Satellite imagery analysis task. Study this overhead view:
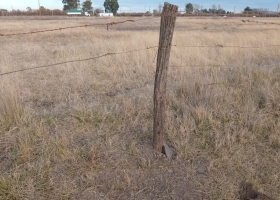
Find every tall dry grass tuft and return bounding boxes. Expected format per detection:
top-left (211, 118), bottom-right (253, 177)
top-left (0, 81), bottom-right (31, 131)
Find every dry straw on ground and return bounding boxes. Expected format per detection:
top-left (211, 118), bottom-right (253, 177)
top-left (0, 16), bottom-right (280, 199)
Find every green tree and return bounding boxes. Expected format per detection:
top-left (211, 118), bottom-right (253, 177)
top-left (62, 0), bottom-right (80, 10)
top-left (94, 8), bottom-right (103, 15)
top-left (26, 7), bottom-right (32, 12)
top-left (202, 8), bottom-right (208, 13)
top-left (103, 0), bottom-right (119, 15)
top-left (82, 0), bottom-right (93, 12)
top-left (185, 3), bottom-right (193, 14)
top-left (244, 6), bottom-right (252, 11)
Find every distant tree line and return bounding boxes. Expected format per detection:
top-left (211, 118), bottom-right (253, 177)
top-left (182, 3), bottom-right (279, 17)
top-left (185, 3), bottom-right (228, 14)
top-left (242, 6), bottom-right (277, 16)
top-left (1, 2), bottom-right (279, 17)
top-left (0, 7), bottom-right (66, 16)
top-left (62, 0), bottom-right (119, 15)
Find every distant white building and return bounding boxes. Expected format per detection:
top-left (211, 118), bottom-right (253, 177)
top-left (67, 10), bottom-right (82, 16)
top-left (178, 10), bottom-right (186, 14)
top-left (98, 12), bottom-right (114, 17)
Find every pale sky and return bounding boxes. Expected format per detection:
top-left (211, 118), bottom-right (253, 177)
top-left (1, 0), bottom-right (279, 13)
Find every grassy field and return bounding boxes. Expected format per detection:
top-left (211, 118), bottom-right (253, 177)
top-left (0, 16), bottom-right (280, 199)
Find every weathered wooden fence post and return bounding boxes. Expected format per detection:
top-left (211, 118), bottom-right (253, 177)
top-left (153, 2), bottom-right (178, 153)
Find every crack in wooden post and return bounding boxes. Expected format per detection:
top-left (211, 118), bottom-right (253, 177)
top-left (153, 2), bottom-right (178, 153)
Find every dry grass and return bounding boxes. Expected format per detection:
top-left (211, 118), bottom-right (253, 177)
top-left (0, 16), bottom-right (280, 199)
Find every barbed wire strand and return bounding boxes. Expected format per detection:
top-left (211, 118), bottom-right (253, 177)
top-left (172, 44), bottom-right (280, 48)
top-left (0, 46), bottom-right (159, 76)
top-left (241, 20), bottom-right (280, 26)
top-left (1, 49), bottom-right (280, 77)
top-left (0, 15), bottom-right (184, 37)
top-left (1, 43), bottom-right (280, 76)
top-left (2, 17), bottom-right (280, 37)
top-left (169, 62), bottom-right (280, 69)
top-left (0, 17), bottom-right (157, 37)
top-left (142, 44), bottom-right (280, 49)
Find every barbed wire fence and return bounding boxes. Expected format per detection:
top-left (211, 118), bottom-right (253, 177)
top-left (1, 43), bottom-right (280, 76)
top-left (241, 19), bottom-right (280, 25)
top-left (0, 18), bottom-right (151, 36)
top-left (1, 10), bottom-right (280, 85)
top-left (2, 15), bottom-right (280, 37)
top-left (1, 2), bottom-right (280, 155)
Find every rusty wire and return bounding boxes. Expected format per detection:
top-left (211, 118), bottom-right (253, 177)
top-left (0, 46), bottom-right (159, 76)
top-left (169, 62), bottom-right (280, 68)
top-left (172, 44), bottom-right (280, 48)
top-left (2, 16), bottom-right (279, 37)
top-left (106, 19), bottom-right (135, 30)
top-left (0, 43), bottom-right (279, 76)
top-left (241, 20), bottom-right (280, 25)
top-left (0, 18), bottom-right (156, 37)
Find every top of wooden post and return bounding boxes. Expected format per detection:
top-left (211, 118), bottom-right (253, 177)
top-left (162, 2), bottom-right (178, 16)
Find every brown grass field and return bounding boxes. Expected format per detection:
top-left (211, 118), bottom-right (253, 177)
top-left (0, 16), bottom-right (280, 199)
